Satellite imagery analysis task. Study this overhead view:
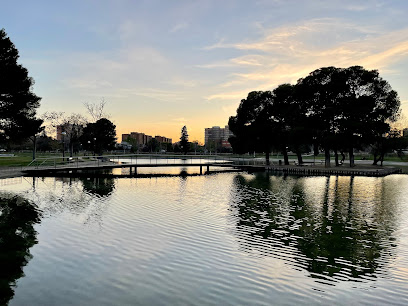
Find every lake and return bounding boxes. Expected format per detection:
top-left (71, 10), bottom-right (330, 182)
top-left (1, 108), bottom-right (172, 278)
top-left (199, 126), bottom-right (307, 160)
top-left (1, 170), bottom-right (408, 305)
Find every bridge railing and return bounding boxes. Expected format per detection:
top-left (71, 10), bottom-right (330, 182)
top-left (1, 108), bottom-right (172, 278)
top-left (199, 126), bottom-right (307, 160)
top-left (24, 155), bottom-right (110, 170)
top-left (110, 154), bottom-right (236, 166)
top-left (24, 154), bottom-right (268, 170)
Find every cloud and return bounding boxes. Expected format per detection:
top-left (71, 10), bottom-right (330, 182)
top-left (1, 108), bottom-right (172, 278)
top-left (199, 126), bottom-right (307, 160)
top-left (199, 18), bottom-right (408, 104)
top-left (206, 90), bottom-right (251, 101)
top-left (170, 22), bottom-right (188, 33)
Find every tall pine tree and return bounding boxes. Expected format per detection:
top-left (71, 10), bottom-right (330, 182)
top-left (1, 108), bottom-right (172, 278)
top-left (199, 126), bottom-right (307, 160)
top-left (180, 125), bottom-right (189, 154)
top-left (0, 28), bottom-right (42, 144)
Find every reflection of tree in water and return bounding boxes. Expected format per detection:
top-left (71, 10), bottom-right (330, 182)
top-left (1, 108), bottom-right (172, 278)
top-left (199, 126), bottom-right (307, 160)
top-left (30, 177), bottom-right (113, 226)
top-left (231, 173), bottom-right (395, 283)
top-left (80, 177), bottom-right (115, 197)
top-left (0, 196), bottom-right (41, 304)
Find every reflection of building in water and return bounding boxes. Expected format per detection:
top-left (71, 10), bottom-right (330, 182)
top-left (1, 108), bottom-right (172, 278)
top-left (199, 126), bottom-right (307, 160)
top-left (230, 173), bottom-right (396, 284)
top-left (0, 196), bottom-right (41, 304)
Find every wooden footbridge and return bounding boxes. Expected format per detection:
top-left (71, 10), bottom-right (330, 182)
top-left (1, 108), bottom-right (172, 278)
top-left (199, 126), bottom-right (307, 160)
top-left (22, 154), bottom-right (250, 176)
top-left (21, 154), bottom-right (402, 177)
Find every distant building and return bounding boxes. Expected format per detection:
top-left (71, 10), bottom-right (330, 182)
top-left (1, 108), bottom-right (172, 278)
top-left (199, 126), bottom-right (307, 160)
top-left (204, 125), bottom-right (233, 148)
top-left (56, 124), bottom-right (73, 141)
top-left (154, 135), bottom-right (172, 144)
top-left (121, 131), bottom-right (172, 147)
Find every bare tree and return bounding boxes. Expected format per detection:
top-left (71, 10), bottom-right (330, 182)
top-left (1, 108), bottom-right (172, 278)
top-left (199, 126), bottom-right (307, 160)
top-left (83, 98), bottom-right (109, 122)
top-left (42, 112), bottom-right (88, 157)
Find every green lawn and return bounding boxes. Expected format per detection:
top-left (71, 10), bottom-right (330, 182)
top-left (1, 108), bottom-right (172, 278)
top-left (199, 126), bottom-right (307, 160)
top-left (0, 152), bottom-right (62, 167)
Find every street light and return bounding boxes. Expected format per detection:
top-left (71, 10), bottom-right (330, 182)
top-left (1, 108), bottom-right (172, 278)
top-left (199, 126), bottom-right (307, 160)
top-left (93, 137), bottom-right (96, 156)
top-left (312, 136), bottom-right (317, 165)
top-left (61, 131), bottom-right (67, 161)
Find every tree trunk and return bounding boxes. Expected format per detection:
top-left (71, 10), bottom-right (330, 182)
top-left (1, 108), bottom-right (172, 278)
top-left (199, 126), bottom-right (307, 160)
top-left (295, 149), bottom-right (303, 164)
top-left (70, 142), bottom-right (74, 157)
top-left (349, 147), bottom-right (355, 167)
top-left (282, 147), bottom-right (289, 165)
top-left (324, 147), bottom-right (330, 168)
top-left (265, 151), bottom-right (270, 165)
top-left (32, 135), bottom-right (37, 161)
top-left (340, 151), bottom-right (345, 164)
top-left (380, 152), bottom-right (385, 166)
top-left (373, 155), bottom-right (378, 165)
top-left (334, 149), bottom-right (339, 166)
top-left (313, 143), bottom-right (319, 156)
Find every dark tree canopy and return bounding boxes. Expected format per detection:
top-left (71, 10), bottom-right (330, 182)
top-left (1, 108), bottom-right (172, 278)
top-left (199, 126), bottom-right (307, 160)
top-left (0, 29), bottom-right (42, 142)
top-left (180, 125), bottom-right (189, 154)
top-left (295, 66), bottom-right (400, 166)
top-left (229, 91), bottom-right (274, 164)
top-left (81, 118), bottom-right (116, 154)
top-left (229, 66), bottom-right (401, 167)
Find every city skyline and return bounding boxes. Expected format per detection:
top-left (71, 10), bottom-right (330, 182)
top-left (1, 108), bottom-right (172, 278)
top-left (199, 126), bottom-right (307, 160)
top-left (2, 0), bottom-right (408, 142)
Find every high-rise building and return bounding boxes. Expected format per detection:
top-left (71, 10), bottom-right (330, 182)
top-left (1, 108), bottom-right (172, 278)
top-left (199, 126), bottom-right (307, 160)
top-left (204, 125), bottom-right (233, 148)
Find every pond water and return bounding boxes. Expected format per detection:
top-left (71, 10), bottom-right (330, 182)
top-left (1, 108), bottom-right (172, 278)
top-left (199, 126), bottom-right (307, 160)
top-left (1, 171), bottom-right (408, 305)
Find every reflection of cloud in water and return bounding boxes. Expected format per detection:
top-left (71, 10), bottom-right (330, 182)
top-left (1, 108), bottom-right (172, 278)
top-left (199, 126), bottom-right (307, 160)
top-left (0, 195), bottom-right (41, 304)
top-left (230, 173), bottom-right (398, 285)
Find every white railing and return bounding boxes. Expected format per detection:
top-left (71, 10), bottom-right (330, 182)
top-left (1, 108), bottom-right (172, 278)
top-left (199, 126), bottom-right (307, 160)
top-left (23, 154), bottom-right (268, 171)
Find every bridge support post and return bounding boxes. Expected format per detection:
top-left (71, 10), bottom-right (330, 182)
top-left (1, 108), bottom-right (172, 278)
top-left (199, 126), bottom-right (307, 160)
top-left (200, 166), bottom-right (202, 174)
top-left (207, 165), bottom-right (209, 173)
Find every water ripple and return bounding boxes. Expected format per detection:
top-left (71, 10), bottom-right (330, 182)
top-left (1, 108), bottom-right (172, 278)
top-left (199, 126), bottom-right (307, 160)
top-left (0, 173), bottom-right (407, 305)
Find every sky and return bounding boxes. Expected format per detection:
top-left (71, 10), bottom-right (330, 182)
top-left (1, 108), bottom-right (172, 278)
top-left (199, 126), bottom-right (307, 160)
top-left (1, 0), bottom-right (408, 143)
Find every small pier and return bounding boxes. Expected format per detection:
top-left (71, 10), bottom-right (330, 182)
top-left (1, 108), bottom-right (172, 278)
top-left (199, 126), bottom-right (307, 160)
top-left (238, 164), bottom-right (402, 177)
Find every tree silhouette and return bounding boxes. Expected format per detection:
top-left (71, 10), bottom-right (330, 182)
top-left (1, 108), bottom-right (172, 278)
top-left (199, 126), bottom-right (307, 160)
top-left (180, 126), bottom-right (189, 154)
top-left (229, 91), bottom-right (275, 164)
top-left (0, 196), bottom-right (42, 304)
top-left (229, 66), bottom-right (400, 167)
top-left (81, 118), bottom-right (116, 154)
top-left (295, 66), bottom-right (400, 167)
top-left (0, 28), bottom-right (42, 145)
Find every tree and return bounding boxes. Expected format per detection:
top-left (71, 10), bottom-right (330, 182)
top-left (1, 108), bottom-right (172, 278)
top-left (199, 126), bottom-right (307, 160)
top-left (229, 89), bottom-right (299, 165)
top-left (83, 98), bottom-right (109, 122)
top-left (229, 91), bottom-right (273, 164)
top-left (295, 66), bottom-right (400, 167)
top-left (81, 118), bottom-right (116, 154)
top-left (295, 67), bottom-right (343, 167)
top-left (35, 132), bottom-right (60, 152)
top-left (144, 138), bottom-right (160, 152)
top-left (43, 112), bottom-right (87, 157)
top-left (371, 129), bottom-right (408, 166)
top-left (125, 136), bottom-right (139, 153)
top-left (0, 29), bottom-right (43, 150)
top-left (180, 126), bottom-right (189, 154)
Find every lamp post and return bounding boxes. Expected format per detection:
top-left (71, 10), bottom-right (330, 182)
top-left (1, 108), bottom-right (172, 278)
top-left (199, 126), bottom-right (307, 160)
top-left (313, 136), bottom-right (317, 165)
top-left (61, 131), bottom-right (67, 161)
top-left (93, 137), bottom-right (96, 156)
